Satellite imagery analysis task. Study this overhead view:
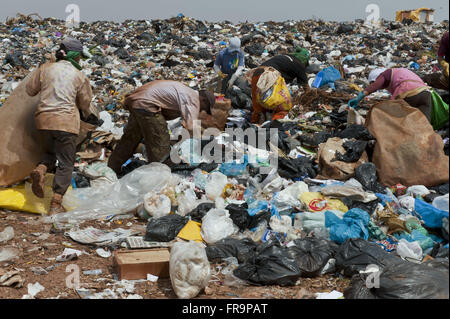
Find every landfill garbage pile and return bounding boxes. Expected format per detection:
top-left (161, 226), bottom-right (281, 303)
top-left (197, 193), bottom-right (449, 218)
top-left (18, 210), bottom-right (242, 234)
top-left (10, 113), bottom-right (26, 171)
top-left (0, 14), bottom-right (449, 300)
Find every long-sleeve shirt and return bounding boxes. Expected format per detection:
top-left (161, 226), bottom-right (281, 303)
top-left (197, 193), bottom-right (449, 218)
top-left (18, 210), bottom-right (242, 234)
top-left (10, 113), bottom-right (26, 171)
top-left (123, 80), bottom-right (200, 132)
top-left (214, 48), bottom-right (245, 75)
top-left (365, 69), bottom-right (392, 94)
top-left (26, 60), bottom-right (93, 135)
top-left (261, 54), bottom-right (308, 84)
top-left (438, 32), bottom-right (449, 63)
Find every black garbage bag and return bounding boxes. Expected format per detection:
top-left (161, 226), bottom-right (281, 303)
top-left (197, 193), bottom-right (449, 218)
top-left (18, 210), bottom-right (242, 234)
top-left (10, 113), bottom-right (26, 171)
top-left (206, 237), bottom-right (257, 264)
top-left (114, 47), bottom-right (129, 59)
top-left (248, 210), bottom-right (272, 230)
top-left (186, 203), bottom-right (215, 223)
top-left (5, 52), bottom-right (29, 69)
top-left (341, 198), bottom-right (381, 216)
top-left (335, 238), bottom-right (402, 277)
top-left (226, 203), bottom-right (250, 231)
top-left (299, 131), bottom-right (332, 148)
top-left (288, 238), bottom-right (339, 277)
top-left (423, 258), bottom-right (449, 273)
top-left (354, 163), bottom-right (385, 193)
top-left (337, 124), bottom-right (373, 141)
top-left (336, 24), bottom-right (354, 34)
top-left (344, 261), bottom-right (449, 299)
top-left (278, 157), bottom-right (317, 180)
top-left (334, 140), bottom-right (368, 163)
top-left (144, 214), bottom-right (188, 242)
top-left (171, 162), bottom-right (218, 176)
top-left (233, 241), bottom-right (302, 286)
top-left (244, 43), bottom-right (265, 56)
top-left (119, 157), bottom-right (148, 177)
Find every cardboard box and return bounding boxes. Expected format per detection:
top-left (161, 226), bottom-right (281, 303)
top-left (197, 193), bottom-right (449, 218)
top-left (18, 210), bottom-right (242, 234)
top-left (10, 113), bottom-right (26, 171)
top-left (113, 248), bottom-right (170, 280)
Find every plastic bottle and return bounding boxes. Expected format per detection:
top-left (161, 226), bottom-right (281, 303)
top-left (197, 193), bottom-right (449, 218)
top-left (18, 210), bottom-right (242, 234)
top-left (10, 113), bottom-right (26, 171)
top-left (432, 194), bottom-right (449, 212)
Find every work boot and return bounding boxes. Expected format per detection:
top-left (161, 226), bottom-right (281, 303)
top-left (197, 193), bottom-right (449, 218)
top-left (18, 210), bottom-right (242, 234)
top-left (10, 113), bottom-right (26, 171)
top-left (48, 193), bottom-right (66, 216)
top-left (30, 164), bottom-right (47, 198)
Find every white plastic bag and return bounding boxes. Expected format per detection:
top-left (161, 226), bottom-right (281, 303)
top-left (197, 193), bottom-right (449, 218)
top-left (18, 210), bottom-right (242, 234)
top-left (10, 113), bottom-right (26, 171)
top-left (269, 215), bottom-right (293, 234)
top-left (46, 163), bottom-right (172, 223)
top-left (205, 172), bottom-right (228, 201)
top-left (432, 194), bottom-right (449, 212)
top-left (396, 239), bottom-right (423, 261)
top-left (406, 185), bottom-right (430, 198)
top-left (200, 209), bottom-right (238, 244)
top-left (177, 188), bottom-right (199, 216)
top-left (143, 192), bottom-right (171, 218)
top-left (170, 241), bottom-right (211, 299)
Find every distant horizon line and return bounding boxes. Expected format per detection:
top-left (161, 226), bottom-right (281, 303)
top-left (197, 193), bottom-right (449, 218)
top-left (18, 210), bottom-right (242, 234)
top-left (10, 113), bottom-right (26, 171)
top-left (2, 13), bottom-right (449, 25)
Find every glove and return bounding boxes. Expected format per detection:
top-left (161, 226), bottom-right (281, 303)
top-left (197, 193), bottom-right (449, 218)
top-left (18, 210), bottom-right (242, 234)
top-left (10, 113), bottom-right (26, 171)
top-left (218, 71), bottom-right (227, 79)
top-left (348, 91), bottom-right (365, 108)
top-left (228, 74), bottom-right (238, 89)
top-left (440, 60), bottom-right (449, 78)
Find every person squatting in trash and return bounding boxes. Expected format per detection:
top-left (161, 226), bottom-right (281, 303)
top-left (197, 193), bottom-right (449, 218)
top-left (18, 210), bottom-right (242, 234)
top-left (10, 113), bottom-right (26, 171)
top-left (214, 37), bottom-right (245, 94)
top-left (26, 37), bottom-right (93, 216)
top-left (107, 80), bottom-right (216, 174)
top-left (250, 67), bottom-right (293, 124)
top-left (348, 67), bottom-right (434, 121)
top-left (260, 47), bottom-right (310, 85)
top-left (422, 31), bottom-right (449, 91)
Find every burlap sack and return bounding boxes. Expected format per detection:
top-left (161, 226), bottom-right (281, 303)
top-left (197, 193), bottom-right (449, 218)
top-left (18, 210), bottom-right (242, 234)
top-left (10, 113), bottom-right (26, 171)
top-left (366, 99), bottom-right (449, 187)
top-left (317, 137), bottom-right (369, 180)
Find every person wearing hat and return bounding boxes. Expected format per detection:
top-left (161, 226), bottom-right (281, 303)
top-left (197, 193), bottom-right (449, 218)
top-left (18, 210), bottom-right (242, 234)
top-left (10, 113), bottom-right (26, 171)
top-left (107, 80), bottom-right (215, 175)
top-left (348, 67), bottom-right (433, 121)
top-left (214, 37), bottom-right (246, 94)
top-left (260, 47), bottom-right (310, 85)
top-left (26, 37), bottom-right (93, 216)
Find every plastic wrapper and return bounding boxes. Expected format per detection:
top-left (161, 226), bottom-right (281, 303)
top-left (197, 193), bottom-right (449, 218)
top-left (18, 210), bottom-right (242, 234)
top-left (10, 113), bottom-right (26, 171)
top-left (144, 214), bottom-right (188, 242)
top-left (143, 192), bottom-right (171, 219)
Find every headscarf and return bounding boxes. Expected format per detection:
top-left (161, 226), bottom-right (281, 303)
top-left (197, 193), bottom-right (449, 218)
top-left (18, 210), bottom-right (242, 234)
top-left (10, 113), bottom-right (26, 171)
top-left (368, 68), bottom-right (387, 83)
top-left (292, 47), bottom-right (310, 65)
top-left (56, 37), bottom-right (84, 70)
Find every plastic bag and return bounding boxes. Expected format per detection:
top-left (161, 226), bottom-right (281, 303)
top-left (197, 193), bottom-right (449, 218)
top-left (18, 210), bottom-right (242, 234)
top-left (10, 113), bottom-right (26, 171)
top-left (170, 241), bottom-right (211, 299)
top-left (257, 76), bottom-right (293, 112)
top-left (430, 89), bottom-right (449, 131)
top-left (176, 188), bottom-right (199, 216)
top-left (200, 209), bottom-right (238, 244)
top-left (344, 261), bottom-right (449, 299)
top-left (325, 209), bottom-right (370, 244)
top-left (354, 163), bottom-right (385, 193)
top-left (177, 221), bottom-right (203, 243)
top-left (414, 198), bottom-right (449, 229)
top-left (144, 214), bottom-right (188, 242)
top-left (186, 202), bottom-right (215, 223)
top-left (300, 192), bottom-right (349, 213)
top-left (143, 192), bottom-right (171, 219)
top-left (334, 140), bottom-right (368, 163)
top-left (396, 239), bottom-right (423, 261)
top-left (273, 182), bottom-right (309, 208)
top-left (233, 241), bottom-right (302, 286)
top-left (205, 172), bottom-right (228, 201)
top-left (432, 194), bottom-right (449, 212)
top-left (312, 66), bottom-right (342, 89)
top-left (335, 238), bottom-right (402, 277)
top-left (46, 163), bottom-right (172, 223)
top-left (205, 237), bottom-right (257, 264)
top-left (288, 238), bottom-right (339, 277)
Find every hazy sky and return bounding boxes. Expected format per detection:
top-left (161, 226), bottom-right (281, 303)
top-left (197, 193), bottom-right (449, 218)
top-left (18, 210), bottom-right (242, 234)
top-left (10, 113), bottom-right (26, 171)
top-left (1, 0), bottom-right (448, 23)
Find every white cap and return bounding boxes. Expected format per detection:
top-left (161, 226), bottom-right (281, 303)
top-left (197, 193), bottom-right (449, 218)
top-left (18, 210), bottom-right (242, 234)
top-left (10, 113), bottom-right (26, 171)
top-left (368, 68), bottom-right (387, 83)
top-left (228, 37), bottom-right (241, 53)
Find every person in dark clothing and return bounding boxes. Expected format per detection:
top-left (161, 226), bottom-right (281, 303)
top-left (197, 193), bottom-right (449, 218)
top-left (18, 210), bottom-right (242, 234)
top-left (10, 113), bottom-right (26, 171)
top-left (261, 54), bottom-right (308, 85)
top-left (422, 32), bottom-right (449, 90)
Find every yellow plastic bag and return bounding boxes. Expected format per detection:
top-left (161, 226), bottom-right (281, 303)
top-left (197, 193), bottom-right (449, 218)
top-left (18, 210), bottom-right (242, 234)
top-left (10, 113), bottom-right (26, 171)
top-left (258, 76), bottom-right (293, 112)
top-left (299, 192), bottom-right (349, 213)
top-left (177, 220), bottom-right (203, 243)
top-left (0, 174), bottom-right (72, 215)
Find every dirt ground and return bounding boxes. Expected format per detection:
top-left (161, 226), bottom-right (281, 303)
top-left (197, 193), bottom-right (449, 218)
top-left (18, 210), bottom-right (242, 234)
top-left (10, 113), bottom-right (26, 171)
top-left (0, 210), bottom-right (350, 299)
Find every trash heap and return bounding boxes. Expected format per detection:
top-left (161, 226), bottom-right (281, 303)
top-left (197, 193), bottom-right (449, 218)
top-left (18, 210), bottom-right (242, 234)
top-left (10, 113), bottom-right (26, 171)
top-left (0, 14), bottom-right (449, 299)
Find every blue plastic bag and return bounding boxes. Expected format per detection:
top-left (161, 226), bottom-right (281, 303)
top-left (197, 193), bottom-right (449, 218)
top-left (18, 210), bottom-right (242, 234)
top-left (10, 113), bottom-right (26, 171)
top-left (325, 208), bottom-right (370, 244)
top-left (219, 155), bottom-right (249, 176)
top-left (414, 199), bottom-right (449, 229)
top-left (312, 67), bottom-right (341, 89)
top-left (395, 230), bottom-right (434, 251)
